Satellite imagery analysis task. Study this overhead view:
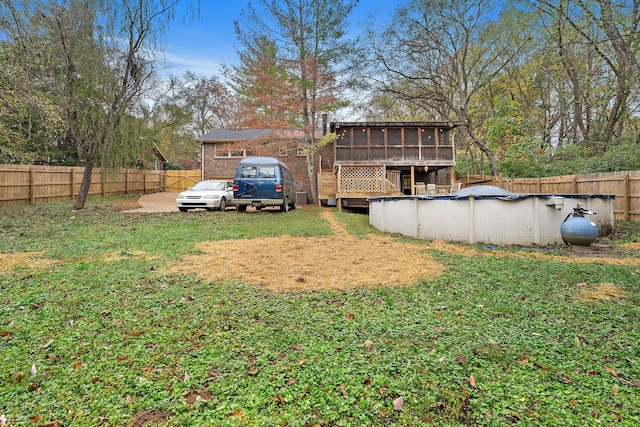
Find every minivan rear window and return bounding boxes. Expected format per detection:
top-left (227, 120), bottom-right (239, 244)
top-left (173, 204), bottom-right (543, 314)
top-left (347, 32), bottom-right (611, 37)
top-left (258, 166), bottom-right (276, 178)
top-left (240, 166), bottom-right (257, 178)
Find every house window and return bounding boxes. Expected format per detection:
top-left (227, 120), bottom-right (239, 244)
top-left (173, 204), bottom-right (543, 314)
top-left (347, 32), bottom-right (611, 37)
top-left (214, 145), bottom-right (246, 158)
top-left (279, 147), bottom-right (288, 157)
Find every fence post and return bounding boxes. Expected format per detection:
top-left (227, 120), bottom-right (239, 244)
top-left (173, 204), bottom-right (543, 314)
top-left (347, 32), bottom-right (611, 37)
top-left (70, 168), bottom-right (75, 201)
top-left (30, 167), bottom-right (36, 205)
top-left (624, 172), bottom-right (630, 221)
top-left (101, 168), bottom-right (106, 197)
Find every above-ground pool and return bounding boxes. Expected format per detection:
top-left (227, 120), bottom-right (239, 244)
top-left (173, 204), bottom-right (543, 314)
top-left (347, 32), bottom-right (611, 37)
top-left (368, 186), bottom-right (614, 246)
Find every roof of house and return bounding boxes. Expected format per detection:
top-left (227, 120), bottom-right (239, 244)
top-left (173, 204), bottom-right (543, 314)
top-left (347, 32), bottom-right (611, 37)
top-left (196, 128), bottom-right (306, 143)
top-left (330, 121), bottom-right (465, 129)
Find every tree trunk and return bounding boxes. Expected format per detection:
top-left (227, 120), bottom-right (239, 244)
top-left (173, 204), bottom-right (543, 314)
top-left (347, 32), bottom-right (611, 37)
top-left (466, 124), bottom-right (499, 177)
top-left (73, 159), bottom-right (94, 210)
top-left (306, 152), bottom-right (317, 204)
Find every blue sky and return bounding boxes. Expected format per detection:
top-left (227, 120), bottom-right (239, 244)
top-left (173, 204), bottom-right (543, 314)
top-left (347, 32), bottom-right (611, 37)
top-left (162, 0), bottom-right (401, 77)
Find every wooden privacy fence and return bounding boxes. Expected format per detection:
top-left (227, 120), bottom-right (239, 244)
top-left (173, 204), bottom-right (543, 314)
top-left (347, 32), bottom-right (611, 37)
top-left (0, 165), bottom-right (200, 207)
top-left (459, 170), bottom-right (640, 222)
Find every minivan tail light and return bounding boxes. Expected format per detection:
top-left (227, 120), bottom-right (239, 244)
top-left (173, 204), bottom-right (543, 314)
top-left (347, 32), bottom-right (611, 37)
top-left (233, 184), bottom-right (239, 191)
top-left (275, 184), bottom-right (283, 192)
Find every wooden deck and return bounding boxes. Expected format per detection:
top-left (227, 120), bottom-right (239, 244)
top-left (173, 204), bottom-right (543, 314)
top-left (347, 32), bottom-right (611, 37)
top-left (318, 165), bottom-right (403, 210)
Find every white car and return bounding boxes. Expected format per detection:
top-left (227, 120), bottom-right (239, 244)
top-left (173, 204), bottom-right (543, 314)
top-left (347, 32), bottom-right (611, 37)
top-left (176, 180), bottom-right (234, 212)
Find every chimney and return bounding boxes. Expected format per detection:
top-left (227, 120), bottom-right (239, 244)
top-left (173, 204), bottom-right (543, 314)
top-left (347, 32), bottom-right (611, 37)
top-left (322, 113), bottom-right (328, 135)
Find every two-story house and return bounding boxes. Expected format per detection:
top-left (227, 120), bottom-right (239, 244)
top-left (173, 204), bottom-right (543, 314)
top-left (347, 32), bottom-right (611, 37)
top-left (196, 121), bottom-right (463, 209)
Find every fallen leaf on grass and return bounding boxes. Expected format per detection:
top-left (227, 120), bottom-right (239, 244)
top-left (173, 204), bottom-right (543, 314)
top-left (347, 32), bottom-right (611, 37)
top-left (457, 355), bottom-right (467, 364)
top-left (30, 364), bottom-right (37, 375)
top-left (469, 375), bottom-right (477, 389)
top-left (508, 410), bottom-right (523, 420)
top-left (28, 415), bottom-right (43, 423)
top-left (393, 396), bottom-right (404, 411)
top-left (604, 365), bottom-right (640, 386)
top-left (340, 384), bottom-right (348, 396)
top-left (365, 340), bottom-right (374, 350)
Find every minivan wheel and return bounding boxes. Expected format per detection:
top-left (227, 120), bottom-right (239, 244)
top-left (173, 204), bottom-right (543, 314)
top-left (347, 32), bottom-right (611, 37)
top-left (282, 197), bottom-right (289, 212)
top-left (219, 197), bottom-right (227, 211)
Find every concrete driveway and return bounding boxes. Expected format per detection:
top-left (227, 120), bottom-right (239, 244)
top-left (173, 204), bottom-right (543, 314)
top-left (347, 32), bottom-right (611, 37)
top-left (124, 192), bottom-right (179, 213)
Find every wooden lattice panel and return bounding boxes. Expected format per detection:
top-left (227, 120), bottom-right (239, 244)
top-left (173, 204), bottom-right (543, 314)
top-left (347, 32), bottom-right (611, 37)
top-left (318, 172), bottom-right (337, 197)
top-left (339, 166), bottom-right (385, 193)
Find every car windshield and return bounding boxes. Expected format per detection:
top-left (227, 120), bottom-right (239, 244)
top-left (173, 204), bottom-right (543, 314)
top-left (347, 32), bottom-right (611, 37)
top-left (191, 181), bottom-right (225, 191)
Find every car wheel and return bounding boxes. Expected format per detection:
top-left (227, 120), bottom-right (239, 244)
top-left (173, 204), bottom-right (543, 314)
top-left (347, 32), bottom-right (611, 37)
top-left (219, 197), bottom-right (227, 211)
top-left (282, 197), bottom-right (289, 212)
top-left (291, 196), bottom-right (296, 210)
top-left (178, 207), bottom-right (188, 212)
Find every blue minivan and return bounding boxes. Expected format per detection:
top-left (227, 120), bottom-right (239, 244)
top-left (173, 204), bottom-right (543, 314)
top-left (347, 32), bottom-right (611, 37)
top-left (232, 157), bottom-right (296, 212)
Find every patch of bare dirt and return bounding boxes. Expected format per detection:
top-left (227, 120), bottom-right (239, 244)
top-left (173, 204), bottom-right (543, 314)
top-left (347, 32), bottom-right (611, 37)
top-left (103, 250), bottom-right (158, 262)
top-left (184, 389), bottom-right (213, 405)
top-left (130, 409), bottom-right (173, 427)
top-left (574, 283), bottom-right (627, 303)
top-left (621, 241), bottom-right (640, 250)
top-left (0, 252), bottom-right (56, 274)
top-left (163, 210), bottom-right (446, 292)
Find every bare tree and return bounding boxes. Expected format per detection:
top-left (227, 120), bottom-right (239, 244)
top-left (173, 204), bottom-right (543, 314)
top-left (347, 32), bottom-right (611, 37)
top-left (358, 0), bottom-right (530, 176)
top-left (534, 0), bottom-right (640, 147)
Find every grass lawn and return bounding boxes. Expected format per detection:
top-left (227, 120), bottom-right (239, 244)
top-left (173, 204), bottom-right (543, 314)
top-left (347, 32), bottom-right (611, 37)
top-left (1, 195), bottom-right (639, 426)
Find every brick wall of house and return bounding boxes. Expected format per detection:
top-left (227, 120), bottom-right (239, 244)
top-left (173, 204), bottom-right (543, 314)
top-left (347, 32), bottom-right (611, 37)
top-left (201, 143), bottom-right (336, 203)
top-left (202, 144), bottom-right (238, 180)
